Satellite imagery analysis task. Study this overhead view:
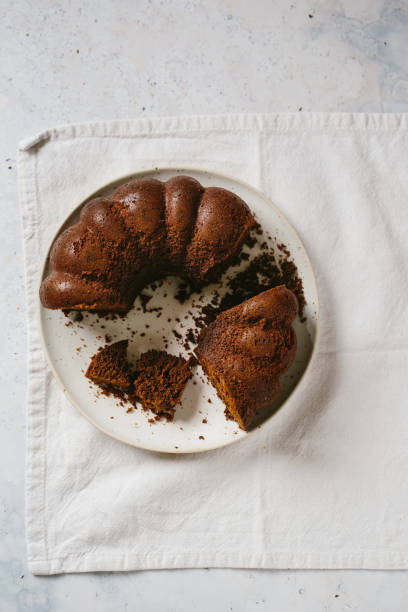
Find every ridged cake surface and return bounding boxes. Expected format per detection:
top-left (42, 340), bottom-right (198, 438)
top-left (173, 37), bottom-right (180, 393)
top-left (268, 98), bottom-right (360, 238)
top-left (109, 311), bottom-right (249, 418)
top-left (40, 176), bottom-right (255, 312)
top-left (196, 285), bottom-right (298, 430)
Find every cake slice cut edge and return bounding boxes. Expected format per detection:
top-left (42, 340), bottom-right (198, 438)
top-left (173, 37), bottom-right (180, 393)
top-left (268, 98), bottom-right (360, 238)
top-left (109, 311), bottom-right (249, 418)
top-left (197, 354), bottom-right (254, 431)
top-left (85, 340), bottom-right (131, 389)
top-left (133, 350), bottom-right (193, 420)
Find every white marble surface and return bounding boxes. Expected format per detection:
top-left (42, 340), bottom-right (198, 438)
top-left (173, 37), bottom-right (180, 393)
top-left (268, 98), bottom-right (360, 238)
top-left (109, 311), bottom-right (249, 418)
top-left (1, 0), bottom-right (408, 610)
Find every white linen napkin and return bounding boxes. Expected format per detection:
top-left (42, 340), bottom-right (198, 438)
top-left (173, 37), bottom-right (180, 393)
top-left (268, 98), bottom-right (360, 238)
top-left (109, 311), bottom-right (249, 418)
top-left (19, 113), bottom-right (408, 575)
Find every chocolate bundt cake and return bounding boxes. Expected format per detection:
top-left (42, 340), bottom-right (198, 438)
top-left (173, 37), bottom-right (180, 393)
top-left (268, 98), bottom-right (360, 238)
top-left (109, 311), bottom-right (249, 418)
top-left (40, 176), bottom-right (255, 312)
top-left (196, 285), bottom-right (298, 430)
top-left (86, 340), bottom-right (131, 389)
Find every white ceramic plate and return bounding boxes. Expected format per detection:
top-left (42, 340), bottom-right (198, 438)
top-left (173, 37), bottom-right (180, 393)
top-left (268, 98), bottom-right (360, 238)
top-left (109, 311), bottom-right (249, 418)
top-left (38, 167), bottom-right (319, 453)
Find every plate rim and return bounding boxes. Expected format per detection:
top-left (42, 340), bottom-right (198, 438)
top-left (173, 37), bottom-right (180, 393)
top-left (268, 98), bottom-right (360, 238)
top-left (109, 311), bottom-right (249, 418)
top-left (37, 166), bottom-right (320, 453)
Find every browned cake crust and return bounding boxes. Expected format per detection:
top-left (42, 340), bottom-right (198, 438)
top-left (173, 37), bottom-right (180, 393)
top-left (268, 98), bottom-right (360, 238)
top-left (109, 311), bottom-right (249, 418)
top-left (85, 340), bottom-right (131, 389)
top-left (133, 350), bottom-right (192, 420)
top-left (40, 176), bottom-right (255, 312)
top-left (195, 285), bottom-right (298, 430)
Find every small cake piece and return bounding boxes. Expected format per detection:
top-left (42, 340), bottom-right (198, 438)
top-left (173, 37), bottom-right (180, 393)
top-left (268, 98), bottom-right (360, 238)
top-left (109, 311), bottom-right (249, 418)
top-left (195, 285), bottom-right (298, 430)
top-left (133, 350), bottom-right (192, 420)
top-left (86, 340), bottom-right (131, 389)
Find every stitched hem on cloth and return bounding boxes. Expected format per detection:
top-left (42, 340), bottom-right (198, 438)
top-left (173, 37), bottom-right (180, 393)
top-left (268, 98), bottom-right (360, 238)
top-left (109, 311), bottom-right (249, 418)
top-left (29, 550), bottom-right (408, 575)
top-left (19, 112), bottom-right (408, 152)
